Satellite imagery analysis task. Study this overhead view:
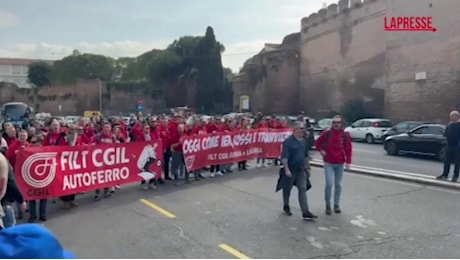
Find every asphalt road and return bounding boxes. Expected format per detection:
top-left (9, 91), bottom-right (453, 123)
top-left (311, 142), bottom-right (443, 177)
top-left (36, 166), bottom-right (459, 258)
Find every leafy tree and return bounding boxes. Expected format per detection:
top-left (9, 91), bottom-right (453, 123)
top-left (222, 68), bottom-right (234, 112)
top-left (147, 49), bottom-right (183, 85)
top-left (194, 26), bottom-right (225, 113)
top-left (121, 51), bottom-right (163, 81)
top-left (50, 53), bottom-right (116, 85)
top-left (28, 62), bottom-right (52, 87)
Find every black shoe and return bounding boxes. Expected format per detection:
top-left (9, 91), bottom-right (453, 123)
top-left (39, 216), bottom-right (47, 222)
top-left (165, 177), bottom-right (172, 181)
top-left (436, 175), bottom-right (448, 180)
top-left (325, 206), bottom-right (332, 215)
top-left (283, 205), bottom-right (292, 216)
top-left (334, 205), bottom-right (342, 214)
top-left (226, 169), bottom-right (233, 173)
top-left (452, 177), bottom-right (458, 183)
top-left (28, 217), bottom-right (37, 223)
top-left (158, 179), bottom-right (165, 185)
top-left (302, 211), bottom-right (318, 220)
top-left (93, 195), bottom-right (100, 201)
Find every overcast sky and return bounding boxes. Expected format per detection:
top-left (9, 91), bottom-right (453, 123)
top-left (0, 0), bottom-right (334, 72)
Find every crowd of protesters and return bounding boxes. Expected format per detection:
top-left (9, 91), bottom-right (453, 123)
top-left (0, 111), bottom-right (295, 226)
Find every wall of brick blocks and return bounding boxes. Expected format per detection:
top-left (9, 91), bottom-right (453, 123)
top-left (385, 0), bottom-right (460, 122)
top-left (299, 0), bottom-right (387, 118)
top-left (0, 80), bottom-right (165, 116)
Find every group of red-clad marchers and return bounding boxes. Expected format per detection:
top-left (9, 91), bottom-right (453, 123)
top-left (0, 112), bottom-right (290, 224)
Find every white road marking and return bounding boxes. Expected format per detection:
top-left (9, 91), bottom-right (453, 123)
top-left (318, 226), bottom-right (333, 232)
top-left (306, 236), bottom-right (324, 249)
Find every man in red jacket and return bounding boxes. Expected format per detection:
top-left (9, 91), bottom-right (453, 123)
top-left (6, 130), bottom-right (30, 168)
top-left (315, 115), bottom-right (352, 215)
top-left (90, 122), bottom-right (116, 200)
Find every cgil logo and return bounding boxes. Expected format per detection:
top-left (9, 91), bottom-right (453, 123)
top-left (384, 16), bottom-right (437, 32)
top-left (21, 152), bottom-right (58, 189)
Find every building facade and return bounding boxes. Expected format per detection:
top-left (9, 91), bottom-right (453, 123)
top-left (0, 58), bottom-right (53, 88)
top-left (233, 0), bottom-right (460, 122)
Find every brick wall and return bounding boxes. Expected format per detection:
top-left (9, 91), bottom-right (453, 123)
top-left (385, 0), bottom-right (460, 122)
top-left (300, 0), bottom-right (387, 118)
top-left (232, 33), bottom-right (301, 114)
top-left (0, 80), bottom-right (165, 116)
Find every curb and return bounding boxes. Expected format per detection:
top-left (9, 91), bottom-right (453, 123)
top-left (310, 161), bottom-right (460, 190)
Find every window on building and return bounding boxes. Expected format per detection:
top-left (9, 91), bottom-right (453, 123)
top-left (0, 65), bottom-right (10, 74)
top-left (12, 65), bottom-right (22, 75)
top-left (22, 66), bottom-right (28, 75)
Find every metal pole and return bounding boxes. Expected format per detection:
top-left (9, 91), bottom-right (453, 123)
top-left (98, 79), bottom-right (102, 112)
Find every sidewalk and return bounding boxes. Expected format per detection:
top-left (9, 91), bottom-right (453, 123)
top-left (41, 166), bottom-right (460, 258)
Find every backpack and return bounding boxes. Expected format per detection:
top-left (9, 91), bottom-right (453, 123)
top-left (321, 130), bottom-right (348, 150)
top-left (46, 132), bottom-right (66, 146)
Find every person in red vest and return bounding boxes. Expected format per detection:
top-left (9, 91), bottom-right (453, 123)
top-left (219, 117), bottom-right (234, 174)
top-left (116, 117), bottom-right (129, 140)
top-left (42, 119), bottom-right (72, 210)
top-left (256, 118), bottom-right (270, 168)
top-left (112, 124), bottom-right (127, 143)
top-left (59, 125), bottom-right (80, 208)
top-left (76, 125), bottom-right (90, 144)
top-left (27, 134), bottom-right (50, 222)
top-left (43, 119), bottom-right (68, 147)
top-left (2, 126), bottom-right (17, 147)
top-left (236, 117), bottom-right (251, 171)
top-left (269, 115), bottom-right (279, 129)
top-left (135, 121), bottom-right (159, 189)
top-left (170, 123), bottom-right (187, 186)
top-left (159, 119), bottom-right (172, 180)
top-left (188, 117), bottom-right (208, 180)
top-left (90, 122), bottom-right (116, 200)
top-left (315, 115), bottom-right (352, 215)
top-left (207, 117), bottom-right (222, 176)
top-left (83, 122), bottom-right (96, 141)
top-left (6, 130), bottom-right (30, 168)
top-left (276, 117), bottom-right (289, 129)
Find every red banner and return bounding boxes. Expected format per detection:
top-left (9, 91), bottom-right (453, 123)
top-left (15, 141), bottom-right (163, 200)
top-left (182, 129), bottom-right (291, 171)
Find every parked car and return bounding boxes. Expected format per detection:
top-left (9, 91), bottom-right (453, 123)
top-left (345, 118), bottom-right (393, 143)
top-left (382, 121), bottom-right (433, 141)
top-left (64, 116), bottom-right (80, 125)
top-left (383, 124), bottom-right (446, 161)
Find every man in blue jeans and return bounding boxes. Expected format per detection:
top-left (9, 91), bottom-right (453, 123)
top-left (315, 115), bottom-right (352, 215)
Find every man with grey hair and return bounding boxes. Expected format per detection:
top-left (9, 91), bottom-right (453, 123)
top-left (437, 110), bottom-right (460, 182)
top-left (281, 121), bottom-right (317, 220)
